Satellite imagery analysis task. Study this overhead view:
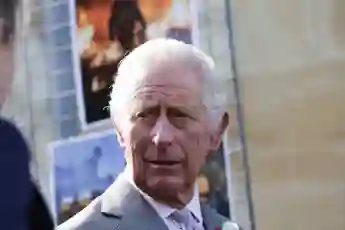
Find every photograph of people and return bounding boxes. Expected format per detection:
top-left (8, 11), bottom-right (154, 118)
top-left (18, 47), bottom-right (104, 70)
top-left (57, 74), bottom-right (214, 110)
top-left (75, 0), bottom-right (194, 127)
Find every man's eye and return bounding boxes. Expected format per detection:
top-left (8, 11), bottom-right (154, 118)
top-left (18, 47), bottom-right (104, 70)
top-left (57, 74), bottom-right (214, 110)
top-left (136, 112), bottom-right (147, 118)
top-left (171, 112), bottom-right (188, 118)
top-left (135, 111), bottom-right (158, 120)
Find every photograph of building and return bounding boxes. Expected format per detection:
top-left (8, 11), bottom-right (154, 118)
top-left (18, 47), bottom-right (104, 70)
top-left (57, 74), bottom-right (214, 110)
top-left (48, 130), bottom-right (124, 223)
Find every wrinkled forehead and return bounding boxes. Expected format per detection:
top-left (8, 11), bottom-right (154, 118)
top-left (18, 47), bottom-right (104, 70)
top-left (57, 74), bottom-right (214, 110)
top-left (113, 53), bottom-right (208, 115)
top-left (132, 85), bottom-right (203, 112)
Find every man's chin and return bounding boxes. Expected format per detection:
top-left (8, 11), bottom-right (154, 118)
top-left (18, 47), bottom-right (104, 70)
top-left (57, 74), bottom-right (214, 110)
top-left (151, 177), bottom-right (184, 190)
top-left (146, 178), bottom-right (185, 199)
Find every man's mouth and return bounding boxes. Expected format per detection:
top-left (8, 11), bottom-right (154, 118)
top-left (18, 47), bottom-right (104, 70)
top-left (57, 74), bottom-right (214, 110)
top-left (145, 160), bottom-right (181, 166)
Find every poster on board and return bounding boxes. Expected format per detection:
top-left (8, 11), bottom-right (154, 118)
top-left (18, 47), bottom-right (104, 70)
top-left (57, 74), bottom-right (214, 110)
top-left (48, 130), bottom-right (125, 224)
top-left (70, 0), bottom-right (199, 129)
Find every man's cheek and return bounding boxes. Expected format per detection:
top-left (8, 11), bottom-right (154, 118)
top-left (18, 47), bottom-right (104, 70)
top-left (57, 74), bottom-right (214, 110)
top-left (133, 155), bottom-right (143, 174)
top-left (132, 153), bottom-right (146, 186)
top-left (185, 133), bottom-right (209, 153)
top-left (130, 136), bottom-right (151, 178)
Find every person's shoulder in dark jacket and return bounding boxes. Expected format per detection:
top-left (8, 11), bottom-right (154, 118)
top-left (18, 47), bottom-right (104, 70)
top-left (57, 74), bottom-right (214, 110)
top-left (0, 117), bottom-right (31, 230)
top-left (28, 182), bottom-right (55, 230)
top-left (0, 117), bottom-right (54, 230)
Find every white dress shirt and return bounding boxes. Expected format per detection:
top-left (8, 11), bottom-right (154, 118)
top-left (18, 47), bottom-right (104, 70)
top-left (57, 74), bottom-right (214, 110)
top-left (123, 167), bottom-right (204, 230)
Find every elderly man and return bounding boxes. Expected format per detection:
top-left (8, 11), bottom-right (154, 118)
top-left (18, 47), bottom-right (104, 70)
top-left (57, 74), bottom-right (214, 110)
top-left (58, 38), bottom-right (239, 230)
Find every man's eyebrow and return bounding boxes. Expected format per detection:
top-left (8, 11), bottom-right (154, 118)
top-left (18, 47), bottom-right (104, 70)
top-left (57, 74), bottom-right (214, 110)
top-left (167, 106), bottom-right (201, 117)
top-left (132, 104), bottom-right (159, 113)
top-left (175, 103), bottom-right (201, 111)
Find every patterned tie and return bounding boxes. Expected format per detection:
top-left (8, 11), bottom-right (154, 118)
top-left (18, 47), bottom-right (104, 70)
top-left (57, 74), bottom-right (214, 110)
top-left (170, 209), bottom-right (204, 230)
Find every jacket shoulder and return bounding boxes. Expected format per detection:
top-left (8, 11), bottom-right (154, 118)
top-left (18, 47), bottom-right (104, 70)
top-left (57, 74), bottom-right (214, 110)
top-left (203, 204), bottom-right (241, 230)
top-left (216, 212), bottom-right (241, 230)
top-left (215, 213), bottom-right (241, 230)
top-left (57, 197), bottom-right (116, 230)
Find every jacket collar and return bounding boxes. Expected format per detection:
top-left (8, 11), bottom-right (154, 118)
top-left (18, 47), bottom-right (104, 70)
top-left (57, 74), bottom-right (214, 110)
top-left (100, 173), bottom-right (168, 230)
top-left (100, 172), bottom-right (227, 230)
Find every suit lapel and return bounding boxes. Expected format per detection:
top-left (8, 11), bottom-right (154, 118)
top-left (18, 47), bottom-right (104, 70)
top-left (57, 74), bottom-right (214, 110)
top-left (100, 174), bottom-right (168, 230)
top-left (100, 174), bottom-right (229, 230)
top-left (117, 201), bottom-right (168, 230)
top-left (201, 203), bottom-right (224, 230)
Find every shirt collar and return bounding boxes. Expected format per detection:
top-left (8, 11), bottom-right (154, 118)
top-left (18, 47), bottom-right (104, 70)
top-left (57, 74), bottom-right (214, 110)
top-left (123, 166), bottom-right (202, 222)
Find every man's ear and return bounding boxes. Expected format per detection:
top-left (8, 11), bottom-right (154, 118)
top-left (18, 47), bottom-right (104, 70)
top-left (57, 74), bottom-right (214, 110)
top-left (210, 112), bottom-right (229, 151)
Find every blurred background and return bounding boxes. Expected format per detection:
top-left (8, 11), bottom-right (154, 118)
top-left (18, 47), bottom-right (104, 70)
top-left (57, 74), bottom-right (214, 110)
top-left (1, 0), bottom-right (345, 230)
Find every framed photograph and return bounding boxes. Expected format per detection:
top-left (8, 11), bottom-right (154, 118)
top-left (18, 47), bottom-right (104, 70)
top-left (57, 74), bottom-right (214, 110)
top-left (69, 0), bottom-right (200, 129)
top-left (48, 130), bottom-right (125, 224)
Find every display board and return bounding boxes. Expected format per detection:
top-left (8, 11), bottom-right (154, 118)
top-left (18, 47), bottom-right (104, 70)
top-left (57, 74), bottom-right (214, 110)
top-left (70, 0), bottom-right (199, 129)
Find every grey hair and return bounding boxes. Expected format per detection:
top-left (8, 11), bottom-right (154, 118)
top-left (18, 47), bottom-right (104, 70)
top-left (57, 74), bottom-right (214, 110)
top-left (109, 38), bottom-right (228, 124)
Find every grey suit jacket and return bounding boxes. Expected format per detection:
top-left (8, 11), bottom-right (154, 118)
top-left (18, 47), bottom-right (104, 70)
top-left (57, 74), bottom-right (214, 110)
top-left (57, 174), bottom-right (239, 230)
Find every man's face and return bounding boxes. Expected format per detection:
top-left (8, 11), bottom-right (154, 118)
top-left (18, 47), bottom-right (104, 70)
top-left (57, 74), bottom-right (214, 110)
top-left (115, 60), bottom-right (227, 205)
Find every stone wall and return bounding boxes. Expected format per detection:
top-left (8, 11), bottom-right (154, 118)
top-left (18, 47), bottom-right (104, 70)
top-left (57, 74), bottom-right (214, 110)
top-left (231, 0), bottom-right (345, 229)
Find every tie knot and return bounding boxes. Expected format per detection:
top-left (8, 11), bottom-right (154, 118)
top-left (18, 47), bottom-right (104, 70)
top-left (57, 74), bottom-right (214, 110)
top-left (170, 208), bottom-right (190, 225)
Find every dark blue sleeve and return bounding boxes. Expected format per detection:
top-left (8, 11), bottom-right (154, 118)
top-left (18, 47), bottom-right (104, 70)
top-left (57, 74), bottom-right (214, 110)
top-left (0, 118), bottom-right (31, 230)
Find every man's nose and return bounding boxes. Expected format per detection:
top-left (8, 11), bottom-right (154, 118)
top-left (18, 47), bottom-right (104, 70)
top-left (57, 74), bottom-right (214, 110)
top-left (151, 116), bottom-right (174, 146)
